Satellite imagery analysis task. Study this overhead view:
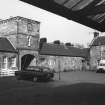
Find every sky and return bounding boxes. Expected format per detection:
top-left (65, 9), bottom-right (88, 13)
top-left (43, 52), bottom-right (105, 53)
top-left (0, 0), bottom-right (98, 47)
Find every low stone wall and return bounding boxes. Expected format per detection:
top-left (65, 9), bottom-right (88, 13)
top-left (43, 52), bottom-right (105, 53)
top-left (37, 55), bottom-right (86, 72)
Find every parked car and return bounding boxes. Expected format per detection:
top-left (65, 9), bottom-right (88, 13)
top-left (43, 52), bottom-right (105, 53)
top-left (15, 66), bottom-right (54, 81)
top-left (96, 60), bottom-right (105, 73)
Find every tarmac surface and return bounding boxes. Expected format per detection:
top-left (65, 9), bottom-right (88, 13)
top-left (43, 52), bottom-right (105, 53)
top-left (53, 71), bottom-right (105, 86)
top-left (0, 71), bottom-right (105, 105)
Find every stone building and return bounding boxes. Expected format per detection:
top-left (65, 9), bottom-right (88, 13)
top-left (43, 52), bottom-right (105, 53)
top-left (0, 37), bottom-right (17, 76)
top-left (90, 35), bottom-right (105, 70)
top-left (0, 16), bottom-right (40, 76)
top-left (0, 16), bottom-right (90, 76)
top-left (37, 42), bottom-right (89, 72)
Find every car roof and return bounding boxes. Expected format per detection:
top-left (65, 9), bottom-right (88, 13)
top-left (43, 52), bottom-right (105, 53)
top-left (28, 66), bottom-right (50, 69)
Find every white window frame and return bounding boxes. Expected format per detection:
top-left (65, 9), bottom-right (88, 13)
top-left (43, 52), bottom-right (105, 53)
top-left (10, 57), bottom-right (16, 68)
top-left (2, 56), bottom-right (8, 69)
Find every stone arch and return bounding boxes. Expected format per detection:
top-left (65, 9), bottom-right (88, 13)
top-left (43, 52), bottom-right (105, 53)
top-left (17, 50), bottom-right (38, 70)
top-left (21, 54), bottom-right (35, 70)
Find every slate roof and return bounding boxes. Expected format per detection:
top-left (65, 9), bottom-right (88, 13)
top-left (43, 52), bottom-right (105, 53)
top-left (39, 43), bottom-right (89, 58)
top-left (0, 37), bottom-right (17, 53)
top-left (91, 36), bottom-right (105, 46)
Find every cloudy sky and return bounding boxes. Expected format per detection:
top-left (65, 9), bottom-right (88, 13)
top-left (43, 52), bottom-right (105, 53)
top-left (0, 0), bottom-right (96, 47)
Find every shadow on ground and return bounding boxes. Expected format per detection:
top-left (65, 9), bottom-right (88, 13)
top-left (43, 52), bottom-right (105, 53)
top-left (0, 77), bottom-right (105, 105)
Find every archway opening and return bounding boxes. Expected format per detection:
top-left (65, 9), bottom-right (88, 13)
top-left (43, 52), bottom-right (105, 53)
top-left (21, 54), bottom-right (35, 70)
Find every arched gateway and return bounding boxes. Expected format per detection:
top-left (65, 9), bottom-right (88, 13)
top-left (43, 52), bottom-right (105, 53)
top-left (19, 50), bottom-right (38, 70)
top-left (21, 54), bottom-right (35, 70)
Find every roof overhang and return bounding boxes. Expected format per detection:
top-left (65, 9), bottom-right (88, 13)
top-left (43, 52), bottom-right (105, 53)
top-left (20, 0), bottom-right (105, 32)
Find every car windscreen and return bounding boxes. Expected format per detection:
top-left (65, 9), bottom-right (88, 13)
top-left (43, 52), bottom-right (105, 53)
top-left (99, 63), bottom-right (105, 66)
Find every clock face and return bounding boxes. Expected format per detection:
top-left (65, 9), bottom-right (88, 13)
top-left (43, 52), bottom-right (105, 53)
top-left (27, 23), bottom-right (33, 32)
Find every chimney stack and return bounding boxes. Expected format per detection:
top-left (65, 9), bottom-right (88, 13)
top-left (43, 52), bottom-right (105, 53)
top-left (39, 38), bottom-right (47, 49)
top-left (53, 40), bottom-right (60, 44)
top-left (40, 38), bottom-right (47, 43)
top-left (65, 42), bottom-right (72, 46)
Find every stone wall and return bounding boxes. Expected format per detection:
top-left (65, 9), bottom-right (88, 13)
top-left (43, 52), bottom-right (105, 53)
top-left (0, 16), bottom-right (40, 50)
top-left (35, 55), bottom-right (84, 72)
top-left (0, 19), bottom-right (17, 35)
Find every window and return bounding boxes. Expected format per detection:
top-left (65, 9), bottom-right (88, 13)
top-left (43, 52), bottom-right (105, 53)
top-left (27, 35), bottom-right (32, 47)
top-left (11, 57), bottom-right (16, 68)
top-left (99, 63), bottom-right (105, 66)
top-left (27, 23), bottom-right (33, 32)
top-left (2, 56), bottom-right (7, 69)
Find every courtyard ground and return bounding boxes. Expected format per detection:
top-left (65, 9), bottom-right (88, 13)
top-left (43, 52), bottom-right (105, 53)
top-left (0, 71), bottom-right (105, 105)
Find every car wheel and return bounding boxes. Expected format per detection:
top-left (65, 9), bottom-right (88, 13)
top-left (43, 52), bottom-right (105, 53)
top-left (33, 77), bottom-right (37, 82)
top-left (16, 76), bottom-right (21, 80)
top-left (99, 69), bottom-right (101, 73)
